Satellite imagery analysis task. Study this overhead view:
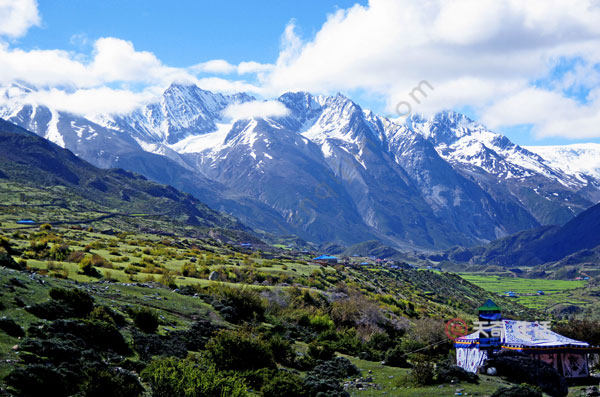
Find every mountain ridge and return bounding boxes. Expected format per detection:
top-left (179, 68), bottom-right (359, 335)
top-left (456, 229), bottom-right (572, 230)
top-left (2, 83), bottom-right (598, 249)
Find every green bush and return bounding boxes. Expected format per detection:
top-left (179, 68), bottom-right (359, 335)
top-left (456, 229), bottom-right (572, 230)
top-left (81, 366), bottom-right (143, 397)
top-left (89, 306), bottom-right (126, 327)
top-left (435, 361), bottom-right (478, 384)
top-left (206, 329), bottom-right (276, 371)
top-left (28, 288), bottom-right (95, 319)
top-left (205, 284), bottom-right (265, 323)
top-left (309, 313), bottom-right (334, 331)
top-left (261, 371), bottom-right (305, 397)
top-left (266, 334), bottom-right (296, 366)
top-left (0, 317), bottom-right (25, 337)
top-left (49, 244), bottom-right (70, 261)
top-left (79, 260), bottom-right (100, 277)
top-left (384, 344), bottom-right (410, 367)
top-left (410, 359), bottom-right (435, 386)
top-left (141, 356), bottom-right (248, 397)
top-left (49, 288), bottom-right (94, 317)
top-left (303, 357), bottom-right (359, 397)
top-left (6, 364), bottom-right (73, 397)
top-left (0, 250), bottom-right (22, 270)
top-left (131, 308), bottom-right (159, 333)
top-left (492, 384), bottom-right (542, 397)
top-left (307, 340), bottom-right (335, 361)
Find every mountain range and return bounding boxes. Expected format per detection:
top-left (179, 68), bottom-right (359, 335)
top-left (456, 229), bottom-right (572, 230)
top-left (436, 200), bottom-right (600, 277)
top-left (2, 82), bottom-right (599, 249)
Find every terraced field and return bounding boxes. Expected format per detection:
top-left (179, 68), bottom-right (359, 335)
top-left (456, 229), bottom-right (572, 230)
top-left (459, 274), bottom-right (596, 313)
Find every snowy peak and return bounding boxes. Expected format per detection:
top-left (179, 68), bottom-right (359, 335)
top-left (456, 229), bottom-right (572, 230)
top-left (408, 111), bottom-right (488, 146)
top-left (99, 83), bottom-right (254, 145)
top-left (405, 111), bottom-right (584, 186)
top-left (525, 144), bottom-right (600, 181)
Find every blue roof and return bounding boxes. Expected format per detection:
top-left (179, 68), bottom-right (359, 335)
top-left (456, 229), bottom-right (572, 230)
top-left (313, 255), bottom-right (338, 260)
top-left (17, 219), bottom-right (36, 224)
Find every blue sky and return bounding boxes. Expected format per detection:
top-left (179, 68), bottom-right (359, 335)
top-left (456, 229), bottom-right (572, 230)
top-left (2, 0), bottom-right (600, 146)
top-left (17, 1), bottom-right (365, 67)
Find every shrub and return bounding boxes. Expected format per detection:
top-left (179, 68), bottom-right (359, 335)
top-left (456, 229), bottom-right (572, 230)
top-left (312, 356), bottom-right (360, 379)
top-left (492, 384), bottom-right (542, 397)
top-left (27, 319), bottom-right (130, 355)
top-left (266, 334), bottom-right (296, 366)
top-left (330, 291), bottom-right (385, 330)
top-left (79, 260), bottom-right (100, 277)
top-left (49, 288), bottom-right (94, 317)
top-left (29, 238), bottom-right (48, 253)
top-left (435, 361), bottom-right (478, 384)
top-left (124, 265), bottom-right (139, 275)
top-left (384, 344), bottom-right (410, 367)
top-left (159, 271), bottom-right (177, 289)
top-left (206, 329), bottom-right (276, 371)
top-left (309, 313), bottom-right (335, 331)
top-left (131, 308), bottom-right (159, 333)
top-left (181, 262), bottom-right (198, 277)
top-left (303, 357), bottom-right (358, 397)
top-left (89, 306), bottom-right (126, 327)
top-left (49, 244), bottom-right (70, 261)
top-left (0, 250), bottom-right (22, 270)
top-left (206, 284), bottom-right (265, 323)
top-left (67, 250), bottom-right (86, 263)
top-left (133, 320), bottom-right (219, 360)
top-left (410, 359), bottom-right (435, 386)
top-left (6, 364), bottom-right (72, 397)
top-left (28, 288), bottom-right (95, 319)
top-left (141, 356), bottom-right (248, 397)
top-left (261, 371), bottom-right (305, 397)
top-left (0, 317), bottom-right (25, 337)
top-left (552, 319), bottom-right (600, 346)
top-left (81, 366), bottom-right (143, 397)
top-left (307, 340), bottom-right (335, 361)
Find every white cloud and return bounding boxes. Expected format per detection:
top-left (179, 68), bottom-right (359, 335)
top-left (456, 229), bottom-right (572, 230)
top-left (237, 61), bottom-right (273, 75)
top-left (482, 87), bottom-right (600, 139)
top-left (222, 100), bottom-right (289, 120)
top-left (191, 59), bottom-right (274, 75)
top-left (0, 0), bottom-right (40, 38)
top-left (262, 0), bottom-right (600, 139)
top-left (0, 37), bottom-right (194, 88)
top-left (191, 59), bottom-right (236, 74)
top-left (27, 87), bottom-right (160, 116)
top-left (195, 77), bottom-right (262, 94)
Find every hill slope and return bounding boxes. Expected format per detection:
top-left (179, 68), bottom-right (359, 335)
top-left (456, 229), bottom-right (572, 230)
top-left (441, 202), bottom-right (600, 267)
top-left (0, 118), bottom-right (245, 233)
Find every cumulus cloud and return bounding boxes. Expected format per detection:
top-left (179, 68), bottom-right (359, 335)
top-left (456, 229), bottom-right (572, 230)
top-left (262, 0), bottom-right (600, 139)
top-left (191, 59), bottom-right (274, 75)
top-left (482, 87), bottom-right (600, 139)
top-left (222, 100), bottom-right (290, 120)
top-left (237, 61), bottom-right (274, 75)
top-left (0, 0), bottom-right (40, 38)
top-left (191, 59), bottom-right (237, 74)
top-left (0, 37), bottom-right (193, 88)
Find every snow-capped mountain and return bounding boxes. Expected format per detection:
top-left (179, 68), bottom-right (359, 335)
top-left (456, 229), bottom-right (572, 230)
top-left (1, 82), bottom-right (599, 249)
top-left (95, 83), bottom-right (253, 145)
top-left (405, 111), bottom-right (596, 225)
top-left (525, 144), bottom-right (600, 182)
